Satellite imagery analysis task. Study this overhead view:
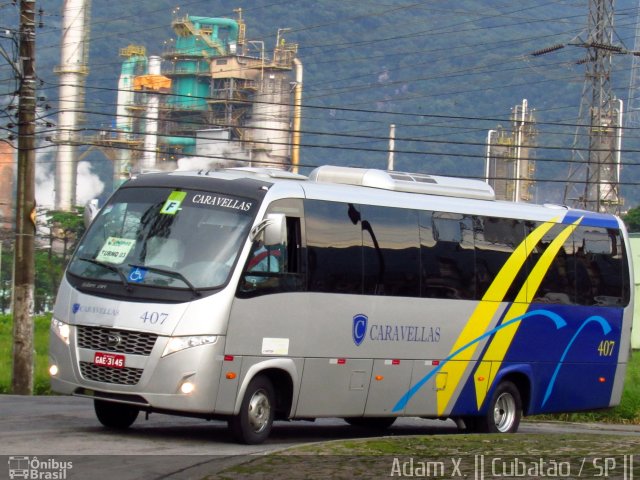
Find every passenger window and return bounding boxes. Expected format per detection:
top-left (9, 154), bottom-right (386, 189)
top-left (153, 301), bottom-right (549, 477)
top-left (421, 212), bottom-right (475, 299)
top-left (360, 205), bottom-right (420, 297)
top-left (532, 223), bottom-right (576, 305)
top-left (572, 227), bottom-right (626, 306)
top-left (306, 200), bottom-right (362, 294)
top-left (475, 217), bottom-right (526, 302)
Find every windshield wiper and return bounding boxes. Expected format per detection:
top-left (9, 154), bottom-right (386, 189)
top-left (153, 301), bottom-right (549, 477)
top-left (77, 257), bottom-right (132, 291)
top-left (128, 264), bottom-right (201, 297)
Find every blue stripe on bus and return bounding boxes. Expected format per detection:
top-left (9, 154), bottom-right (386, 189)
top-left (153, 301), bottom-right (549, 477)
top-left (562, 211), bottom-right (619, 229)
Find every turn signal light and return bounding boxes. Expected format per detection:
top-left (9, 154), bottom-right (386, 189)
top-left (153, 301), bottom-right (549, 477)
top-left (226, 372), bottom-right (237, 380)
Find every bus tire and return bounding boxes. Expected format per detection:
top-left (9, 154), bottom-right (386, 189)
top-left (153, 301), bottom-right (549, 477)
top-left (94, 399), bottom-right (139, 430)
top-left (229, 375), bottom-right (275, 444)
top-left (476, 381), bottom-right (522, 433)
top-left (344, 417), bottom-right (396, 430)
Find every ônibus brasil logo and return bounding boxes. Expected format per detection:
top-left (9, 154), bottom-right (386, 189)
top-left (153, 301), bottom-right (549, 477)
top-left (352, 314), bottom-right (368, 346)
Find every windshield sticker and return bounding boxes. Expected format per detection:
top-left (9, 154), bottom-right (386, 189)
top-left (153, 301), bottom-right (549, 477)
top-left (160, 191), bottom-right (187, 215)
top-left (95, 237), bottom-right (136, 264)
top-left (190, 193), bottom-right (253, 212)
top-left (128, 267), bottom-right (148, 283)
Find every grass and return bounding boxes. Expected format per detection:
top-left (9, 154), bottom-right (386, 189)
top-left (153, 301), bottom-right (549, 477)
top-left (213, 434), bottom-right (640, 479)
top-left (0, 313), bottom-right (639, 424)
top-left (0, 313), bottom-right (52, 395)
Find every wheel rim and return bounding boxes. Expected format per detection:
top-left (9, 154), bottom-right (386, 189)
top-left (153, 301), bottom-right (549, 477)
top-left (247, 388), bottom-right (271, 434)
top-left (493, 391), bottom-right (516, 432)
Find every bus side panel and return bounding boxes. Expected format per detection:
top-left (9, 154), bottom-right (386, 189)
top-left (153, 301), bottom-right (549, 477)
top-left (450, 302), bottom-right (625, 416)
top-left (364, 359), bottom-right (413, 416)
top-left (506, 303), bottom-right (623, 414)
top-left (401, 361), bottom-right (442, 416)
top-left (296, 358), bottom-right (372, 417)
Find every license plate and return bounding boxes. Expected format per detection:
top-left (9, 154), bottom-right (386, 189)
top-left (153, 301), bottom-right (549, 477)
top-left (94, 352), bottom-right (125, 369)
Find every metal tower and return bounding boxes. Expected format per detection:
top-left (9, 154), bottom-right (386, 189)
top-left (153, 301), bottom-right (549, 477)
top-left (564, 0), bottom-right (623, 213)
top-left (626, 1), bottom-right (640, 128)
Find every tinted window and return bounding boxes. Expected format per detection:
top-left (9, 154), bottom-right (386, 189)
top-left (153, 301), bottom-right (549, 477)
top-left (421, 211), bottom-right (475, 299)
top-left (306, 200), bottom-right (362, 294)
top-left (532, 223), bottom-right (630, 307)
top-left (474, 217), bottom-right (527, 302)
top-left (531, 223), bottom-right (576, 304)
top-left (573, 226), bottom-right (627, 306)
top-left (360, 205), bottom-right (420, 297)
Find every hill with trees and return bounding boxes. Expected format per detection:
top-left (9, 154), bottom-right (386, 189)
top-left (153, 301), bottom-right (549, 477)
top-left (25, 0), bottom-right (640, 208)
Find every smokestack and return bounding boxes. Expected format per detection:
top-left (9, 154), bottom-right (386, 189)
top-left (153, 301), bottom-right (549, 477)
top-left (54, 0), bottom-right (91, 211)
top-left (141, 56), bottom-right (162, 171)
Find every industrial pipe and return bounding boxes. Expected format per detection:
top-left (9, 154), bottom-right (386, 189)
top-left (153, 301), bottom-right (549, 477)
top-left (291, 58), bottom-right (303, 174)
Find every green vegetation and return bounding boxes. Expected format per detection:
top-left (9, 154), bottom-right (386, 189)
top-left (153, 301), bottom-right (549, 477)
top-left (623, 206), bottom-right (640, 233)
top-left (15, 0), bottom-right (638, 207)
top-left (0, 314), bottom-right (53, 395)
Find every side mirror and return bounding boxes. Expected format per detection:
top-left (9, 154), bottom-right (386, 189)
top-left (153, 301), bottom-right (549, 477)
top-left (250, 213), bottom-right (286, 246)
top-left (83, 198), bottom-right (100, 228)
top-left (263, 214), bottom-right (286, 246)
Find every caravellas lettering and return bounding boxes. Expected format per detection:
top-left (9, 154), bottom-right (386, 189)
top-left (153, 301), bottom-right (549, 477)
top-left (191, 194), bottom-right (252, 212)
top-left (369, 324), bottom-right (441, 343)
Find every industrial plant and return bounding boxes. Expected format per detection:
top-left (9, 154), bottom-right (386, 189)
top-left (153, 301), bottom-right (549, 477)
top-left (54, 7), bottom-right (303, 211)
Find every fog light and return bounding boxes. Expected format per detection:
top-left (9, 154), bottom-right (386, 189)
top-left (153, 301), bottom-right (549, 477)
top-left (180, 381), bottom-right (195, 394)
top-left (49, 365), bottom-right (59, 376)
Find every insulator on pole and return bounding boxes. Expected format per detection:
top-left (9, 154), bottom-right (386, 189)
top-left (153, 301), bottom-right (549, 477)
top-left (530, 44), bottom-right (565, 57)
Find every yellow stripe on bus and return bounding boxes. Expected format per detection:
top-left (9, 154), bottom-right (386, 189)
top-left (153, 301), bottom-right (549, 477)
top-left (435, 218), bottom-right (559, 416)
top-left (474, 218), bottom-right (582, 410)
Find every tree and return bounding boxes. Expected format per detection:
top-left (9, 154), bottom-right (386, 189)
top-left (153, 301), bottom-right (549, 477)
top-left (34, 249), bottom-right (64, 314)
top-left (43, 208), bottom-right (86, 263)
top-left (622, 206), bottom-right (640, 233)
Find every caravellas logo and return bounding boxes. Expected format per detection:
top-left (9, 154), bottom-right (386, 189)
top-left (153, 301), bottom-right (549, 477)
top-left (72, 303), bottom-right (80, 314)
top-left (352, 314), bottom-right (368, 346)
top-left (7, 456), bottom-right (73, 479)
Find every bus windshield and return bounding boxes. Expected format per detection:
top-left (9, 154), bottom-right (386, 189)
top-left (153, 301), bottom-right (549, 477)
top-left (68, 186), bottom-right (256, 291)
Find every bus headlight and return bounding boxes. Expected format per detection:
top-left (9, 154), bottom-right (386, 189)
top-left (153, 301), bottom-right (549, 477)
top-left (51, 318), bottom-right (70, 345)
top-left (162, 336), bottom-right (218, 357)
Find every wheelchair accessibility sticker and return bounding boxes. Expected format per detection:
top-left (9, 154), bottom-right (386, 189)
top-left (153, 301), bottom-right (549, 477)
top-left (128, 267), bottom-right (148, 283)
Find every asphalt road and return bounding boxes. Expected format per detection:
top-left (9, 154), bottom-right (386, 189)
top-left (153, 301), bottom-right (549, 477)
top-left (1, 395), bottom-right (638, 479)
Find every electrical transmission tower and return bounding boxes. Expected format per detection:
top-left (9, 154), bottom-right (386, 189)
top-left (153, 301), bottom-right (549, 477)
top-left (626, 2), bottom-right (640, 128)
top-left (563, 0), bottom-right (623, 214)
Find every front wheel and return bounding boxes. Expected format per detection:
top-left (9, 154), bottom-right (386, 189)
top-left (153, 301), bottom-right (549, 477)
top-left (229, 375), bottom-right (275, 444)
top-left (94, 399), bottom-right (139, 430)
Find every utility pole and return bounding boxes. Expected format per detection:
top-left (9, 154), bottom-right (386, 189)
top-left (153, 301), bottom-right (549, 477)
top-left (387, 124), bottom-right (395, 171)
top-left (12, 0), bottom-right (37, 395)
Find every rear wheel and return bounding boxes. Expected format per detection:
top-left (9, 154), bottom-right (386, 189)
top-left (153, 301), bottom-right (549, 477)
top-left (94, 399), bottom-right (139, 430)
top-left (344, 417), bottom-right (397, 430)
top-left (469, 381), bottom-right (522, 433)
top-left (229, 376), bottom-right (275, 444)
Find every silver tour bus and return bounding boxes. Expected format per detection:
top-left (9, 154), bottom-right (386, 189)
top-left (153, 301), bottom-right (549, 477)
top-left (50, 166), bottom-right (633, 444)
